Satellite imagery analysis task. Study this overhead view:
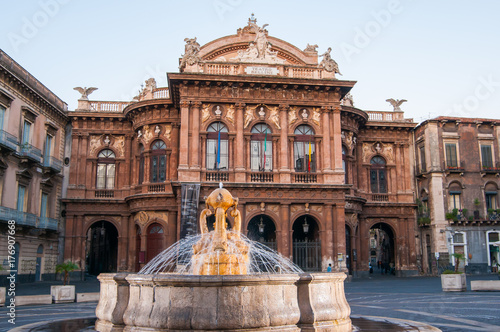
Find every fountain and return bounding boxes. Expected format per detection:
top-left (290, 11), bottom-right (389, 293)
top-left (95, 185), bottom-right (351, 331)
top-left (92, 186), bottom-right (440, 332)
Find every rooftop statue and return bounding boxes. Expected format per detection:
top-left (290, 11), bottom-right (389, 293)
top-left (180, 37), bottom-right (202, 71)
top-left (319, 47), bottom-right (342, 75)
top-left (386, 98), bottom-right (407, 112)
top-left (231, 16), bottom-right (285, 64)
top-left (73, 86), bottom-right (97, 100)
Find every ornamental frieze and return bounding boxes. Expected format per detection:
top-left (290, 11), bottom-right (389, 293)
top-left (134, 210), bottom-right (169, 228)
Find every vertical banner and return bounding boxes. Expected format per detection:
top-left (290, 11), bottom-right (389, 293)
top-left (180, 183), bottom-right (200, 239)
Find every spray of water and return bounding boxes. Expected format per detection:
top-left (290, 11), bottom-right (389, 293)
top-left (139, 231), bottom-right (303, 275)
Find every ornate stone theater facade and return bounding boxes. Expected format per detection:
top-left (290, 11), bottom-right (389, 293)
top-left (64, 17), bottom-right (418, 278)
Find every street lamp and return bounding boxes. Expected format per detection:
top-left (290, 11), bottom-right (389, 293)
top-left (303, 217), bottom-right (309, 234)
top-left (258, 217), bottom-right (265, 234)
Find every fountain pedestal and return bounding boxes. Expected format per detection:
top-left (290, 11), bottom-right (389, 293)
top-left (96, 272), bottom-right (351, 332)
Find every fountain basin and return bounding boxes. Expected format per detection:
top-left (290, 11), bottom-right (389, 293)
top-left (95, 272), bottom-right (351, 332)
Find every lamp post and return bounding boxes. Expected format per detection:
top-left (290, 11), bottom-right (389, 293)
top-left (258, 217), bottom-right (265, 234)
top-left (303, 217), bottom-right (309, 234)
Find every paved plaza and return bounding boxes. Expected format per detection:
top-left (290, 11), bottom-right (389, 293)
top-left (0, 274), bottom-right (499, 332)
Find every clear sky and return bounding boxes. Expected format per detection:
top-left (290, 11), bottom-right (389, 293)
top-left (1, 0), bottom-right (499, 123)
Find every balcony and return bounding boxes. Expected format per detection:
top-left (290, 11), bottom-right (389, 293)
top-left (294, 173), bottom-right (317, 183)
top-left (95, 190), bottom-right (115, 198)
top-left (0, 130), bottom-right (19, 152)
top-left (481, 166), bottom-right (500, 175)
top-left (0, 206), bottom-right (57, 230)
top-left (42, 156), bottom-right (63, 173)
top-left (19, 143), bottom-right (42, 163)
top-left (371, 194), bottom-right (389, 202)
top-left (250, 172), bottom-right (274, 183)
top-left (38, 216), bottom-right (58, 231)
top-left (206, 171), bottom-right (229, 182)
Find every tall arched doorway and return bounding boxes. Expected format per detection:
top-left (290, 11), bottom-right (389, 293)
top-left (345, 226), bottom-right (352, 275)
top-left (86, 221), bottom-right (118, 276)
top-left (292, 215), bottom-right (321, 271)
top-left (369, 223), bottom-right (395, 275)
top-left (246, 215), bottom-right (276, 250)
top-left (147, 223), bottom-right (164, 263)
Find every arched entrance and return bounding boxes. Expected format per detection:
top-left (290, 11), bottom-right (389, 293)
top-left (246, 215), bottom-right (276, 250)
top-left (345, 226), bottom-right (352, 275)
top-left (35, 245), bottom-right (43, 281)
top-left (292, 215), bottom-right (321, 271)
top-left (147, 223), bottom-right (164, 263)
top-left (369, 223), bottom-right (395, 275)
top-left (135, 225), bottom-right (142, 272)
top-left (86, 221), bottom-right (118, 276)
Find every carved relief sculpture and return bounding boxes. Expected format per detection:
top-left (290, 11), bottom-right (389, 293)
top-left (345, 131), bottom-right (354, 151)
top-left (288, 107), bottom-right (298, 127)
top-left (142, 125), bottom-right (153, 144)
top-left (319, 48), bottom-right (341, 75)
top-left (201, 104), bottom-right (211, 123)
top-left (163, 124), bottom-right (172, 141)
top-left (226, 105), bottom-right (235, 124)
top-left (311, 108), bottom-right (321, 126)
top-left (383, 143), bottom-right (394, 162)
top-left (244, 106), bottom-right (256, 128)
top-left (268, 106), bottom-right (280, 129)
top-left (154, 125), bottom-right (161, 136)
top-left (113, 136), bottom-right (125, 157)
top-left (89, 135), bottom-right (102, 156)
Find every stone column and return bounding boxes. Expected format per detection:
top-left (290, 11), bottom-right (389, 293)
top-left (170, 124), bottom-right (180, 181)
top-left (234, 103), bottom-right (246, 182)
top-left (332, 105), bottom-right (344, 182)
top-left (279, 105), bottom-right (290, 182)
top-left (190, 102), bottom-right (201, 169)
top-left (63, 214), bottom-right (75, 262)
top-left (324, 204), bottom-right (334, 268)
top-left (178, 101), bottom-right (190, 180)
top-left (280, 204), bottom-right (290, 258)
top-left (333, 203), bottom-right (347, 272)
top-left (321, 107), bottom-right (333, 183)
top-left (128, 215), bottom-right (136, 271)
top-left (117, 215), bottom-right (129, 272)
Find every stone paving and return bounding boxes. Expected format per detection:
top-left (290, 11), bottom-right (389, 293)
top-left (0, 274), bottom-right (499, 331)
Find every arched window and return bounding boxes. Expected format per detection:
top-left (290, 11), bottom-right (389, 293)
top-left (97, 149), bottom-right (115, 189)
top-left (370, 156), bottom-right (387, 193)
top-left (342, 146), bottom-right (347, 183)
top-left (448, 182), bottom-right (462, 210)
top-left (294, 125), bottom-right (315, 172)
top-left (138, 144), bottom-right (144, 184)
top-left (250, 124), bottom-right (272, 171)
top-left (206, 122), bottom-right (228, 170)
top-left (150, 140), bottom-right (166, 183)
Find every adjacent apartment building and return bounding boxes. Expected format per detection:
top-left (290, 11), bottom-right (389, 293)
top-left (415, 117), bottom-right (500, 274)
top-left (0, 49), bottom-right (69, 284)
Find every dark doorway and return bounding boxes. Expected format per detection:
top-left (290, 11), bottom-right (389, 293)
top-left (147, 223), bottom-right (164, 263)
top-left (345, 226), bottom-right (352, 275)
top-left (292, 215), bottom-right (321, 271)
top-left (35, 245), bottom-right (43, 281)
top-left (369, 223), bottom-right (395, 275)
top-left (86, 221), bottom-right (118, 276)
top-left (246, 215), bottom-right (276, 250)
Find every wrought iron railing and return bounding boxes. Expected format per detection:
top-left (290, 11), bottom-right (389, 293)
top-left (0, 206), bottom-right (58, 230)
top-left (0, 130), bottom-right (18, 151)
top-left (19, 143), bottom-right (42, 162)
top-left (42, 156), bottom-right (63, 172)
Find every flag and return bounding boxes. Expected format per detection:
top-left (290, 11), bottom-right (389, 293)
top-left (308, 140), bottom-right (311, 172)
top-left (216, 125), bottom-right (221, 169)
top-left (263, 130), bottom-right (267, 171)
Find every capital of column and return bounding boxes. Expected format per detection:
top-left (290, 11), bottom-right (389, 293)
top-left (279, 104), bottom-right (289, 112)
top-left (179, 100), bottom-right (190, 108)
top-left (191, 101), bottom-right (202, 108)
top-left (235, 103), bottom-right (246, 110)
